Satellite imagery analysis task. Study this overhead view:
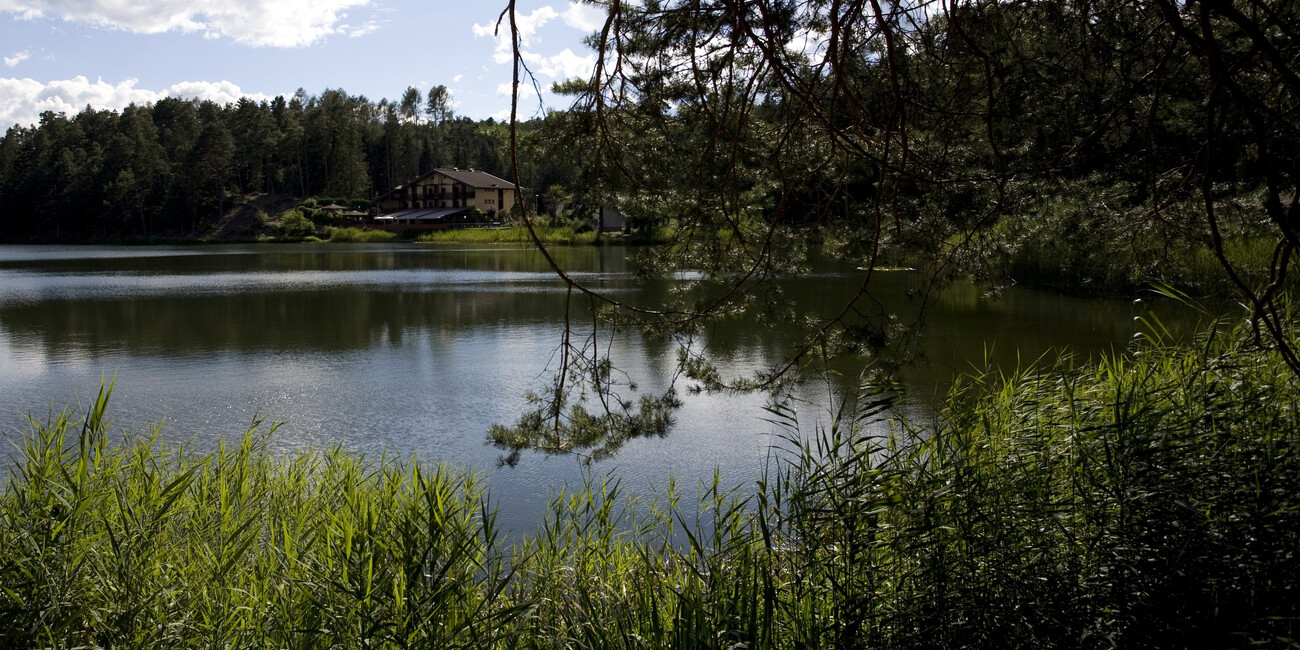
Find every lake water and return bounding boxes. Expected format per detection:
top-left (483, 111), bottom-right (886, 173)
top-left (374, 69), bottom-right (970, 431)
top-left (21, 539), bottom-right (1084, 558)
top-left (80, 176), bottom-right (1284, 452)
top-left (0, 244), bottom-right (1199, 529)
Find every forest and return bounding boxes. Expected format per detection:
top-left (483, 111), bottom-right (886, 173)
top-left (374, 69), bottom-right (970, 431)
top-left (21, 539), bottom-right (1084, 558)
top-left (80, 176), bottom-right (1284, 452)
top-left (0, 85), bottom-right (543, 241)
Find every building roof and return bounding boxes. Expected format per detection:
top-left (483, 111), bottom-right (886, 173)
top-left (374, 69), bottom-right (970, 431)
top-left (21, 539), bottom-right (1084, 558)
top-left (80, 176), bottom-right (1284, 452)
top-left (434, 167), bottom-right (518, 189)
top-left (375, 168), bottom-right (520, 206)
top-left (379, 208), bottom-right (474, 221)
top-left (380, 168), bottom-right (518, 193)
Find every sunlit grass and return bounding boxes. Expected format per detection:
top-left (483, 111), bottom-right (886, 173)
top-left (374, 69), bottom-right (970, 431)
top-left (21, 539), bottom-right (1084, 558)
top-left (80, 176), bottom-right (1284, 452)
top-left (417, 226), bottom-right (599, 246)
top-left (328, 227), bottom-right (397, 243)
top-left (0, 392), bottom-right (518, 647)
top-left (3, 309), bottom-right (1298, 647)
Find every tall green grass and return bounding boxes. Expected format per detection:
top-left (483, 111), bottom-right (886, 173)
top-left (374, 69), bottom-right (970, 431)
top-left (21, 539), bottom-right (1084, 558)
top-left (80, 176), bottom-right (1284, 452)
top-left (417, 226), bottom-right (598, 246)
top-left (3, 313), bottom-right (1298, 647)
top-left (0, 391), bottom-right (520, 647)
top-left (328, 227), bottom-right (397, 243)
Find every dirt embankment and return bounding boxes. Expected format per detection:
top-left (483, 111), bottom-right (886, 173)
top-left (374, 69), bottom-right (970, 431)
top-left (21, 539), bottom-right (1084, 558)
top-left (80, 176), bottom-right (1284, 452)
top-left (202, 194), bottom-right (299, 241)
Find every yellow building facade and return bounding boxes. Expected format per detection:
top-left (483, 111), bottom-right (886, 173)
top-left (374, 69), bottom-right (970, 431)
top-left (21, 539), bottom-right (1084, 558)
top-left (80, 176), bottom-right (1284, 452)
top-left (377, 168), bottom-right (520, 218)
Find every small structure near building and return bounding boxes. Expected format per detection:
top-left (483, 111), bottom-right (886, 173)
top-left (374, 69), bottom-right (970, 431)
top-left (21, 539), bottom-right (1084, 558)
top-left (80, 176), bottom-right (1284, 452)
top-left (596, 205), bottom-right (625, 232)
top-left (375, 168), bottom-right (521, 225)
top-left (551, 199), bottom-right (627, 232)
top-left (319, 203), bottom-right (349, 221)
top-left (374, 207), bottom-right (476, 229)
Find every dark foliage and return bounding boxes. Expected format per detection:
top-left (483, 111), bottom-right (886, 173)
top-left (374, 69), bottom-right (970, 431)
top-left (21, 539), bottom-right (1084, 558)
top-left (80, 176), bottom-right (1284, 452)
top-left (0, 88), bottom-right (529, 242)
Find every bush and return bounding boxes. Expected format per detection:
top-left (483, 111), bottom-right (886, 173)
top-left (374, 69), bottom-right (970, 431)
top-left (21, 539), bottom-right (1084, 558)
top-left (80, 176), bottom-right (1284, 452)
top-left (277, 210), bottom-right (314, 237)
top-left (981, 180), bottom-right (1295, 297)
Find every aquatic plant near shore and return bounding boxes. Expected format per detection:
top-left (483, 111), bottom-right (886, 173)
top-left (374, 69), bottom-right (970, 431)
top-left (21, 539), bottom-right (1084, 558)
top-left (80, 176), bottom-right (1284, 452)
top-left (416, 225), bottom-right (599, 245)
top-left (0, 385), bottom-right (521, 647)
top-left (328, 226), bottom-right (397, 243)
top-left (2, 311), bottom-right (1297, 647)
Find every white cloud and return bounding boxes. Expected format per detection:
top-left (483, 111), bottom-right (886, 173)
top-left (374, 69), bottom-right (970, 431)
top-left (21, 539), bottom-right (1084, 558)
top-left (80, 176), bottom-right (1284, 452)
top-left (471, 4), bottom-right (597, 117)
top-left (167, 80), bottom-right (272, 105)
top-left (788, 25), bottom-right (830, 62)
top-left (0, 76), bottom-right (275, 128)
top-left (4, 51), bottom-right (30, 67)
top-left (496, 81), bottom-right (538, 100)
top-left (0, 0), bottom-right (371, 47)
top-left (473, 6), bottom-right (593, 81)
top-left (561, 2), bottom-right (604, 32)
top-left (473, 6), bottom-right (559, 64)
top-left (344, 20), bottom-right (378, 38)
top-left (535, 48), bottom-right (593, 80)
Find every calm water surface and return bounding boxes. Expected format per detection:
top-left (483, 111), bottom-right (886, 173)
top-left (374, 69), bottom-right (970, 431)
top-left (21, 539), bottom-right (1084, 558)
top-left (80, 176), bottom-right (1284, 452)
top-left (0, 244), bottom-right (1197, 529)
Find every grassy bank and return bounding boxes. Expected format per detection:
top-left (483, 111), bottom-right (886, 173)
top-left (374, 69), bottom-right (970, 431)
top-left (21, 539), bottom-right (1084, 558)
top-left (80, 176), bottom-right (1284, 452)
top-left (3, 315), bottom-right (1297, 647)
top-left (417, 225), bottom-right (600, 246)
top-left (328, 227), bottom-right (397, 243)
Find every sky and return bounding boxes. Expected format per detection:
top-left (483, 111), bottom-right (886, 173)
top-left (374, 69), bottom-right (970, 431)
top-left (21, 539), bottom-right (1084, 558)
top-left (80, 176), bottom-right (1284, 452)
top-left (0, 0), bottom-right (606, 130)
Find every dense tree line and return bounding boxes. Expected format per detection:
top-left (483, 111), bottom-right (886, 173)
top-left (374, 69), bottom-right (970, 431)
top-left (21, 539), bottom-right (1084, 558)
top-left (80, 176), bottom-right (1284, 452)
top-left (0, 86), bottom-right (531, 241)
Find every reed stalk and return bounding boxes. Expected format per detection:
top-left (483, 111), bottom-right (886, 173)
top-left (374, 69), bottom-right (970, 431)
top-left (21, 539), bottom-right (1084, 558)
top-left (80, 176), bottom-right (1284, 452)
top-left (3, 311), bottom-right (1297, 647)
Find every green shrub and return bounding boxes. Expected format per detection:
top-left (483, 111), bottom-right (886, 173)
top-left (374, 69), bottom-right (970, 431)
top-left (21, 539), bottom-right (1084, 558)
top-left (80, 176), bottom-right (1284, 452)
top-left (277, 210), bottom-right (314, 237)
top-left (981, 180), bottom-right (1295, 297)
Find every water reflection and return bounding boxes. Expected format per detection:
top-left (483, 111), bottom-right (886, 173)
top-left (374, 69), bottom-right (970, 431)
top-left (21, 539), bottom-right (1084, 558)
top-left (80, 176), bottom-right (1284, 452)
top-left (0, 244), bottom-right (1204, 530)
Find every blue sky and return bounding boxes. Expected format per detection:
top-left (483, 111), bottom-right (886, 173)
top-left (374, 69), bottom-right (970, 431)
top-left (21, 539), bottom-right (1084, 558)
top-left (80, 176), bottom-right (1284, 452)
top-left (0, 0), bottom-right (606, 129)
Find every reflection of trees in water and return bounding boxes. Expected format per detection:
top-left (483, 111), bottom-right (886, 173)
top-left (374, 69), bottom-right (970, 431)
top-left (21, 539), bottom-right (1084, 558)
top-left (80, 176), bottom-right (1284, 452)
top-left (0, 246), bottom-right (635, 356)
top-left (0, 286), bottom-right (578, 355)
top-left (0, 245), bottom-right (629, 276)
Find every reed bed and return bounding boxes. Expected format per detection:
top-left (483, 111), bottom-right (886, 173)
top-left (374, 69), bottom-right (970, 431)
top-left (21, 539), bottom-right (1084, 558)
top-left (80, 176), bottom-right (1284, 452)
top-left (3, 314), bottom-right (1298, 648)
top-left (416, 226), bottom-right (598, 246)
top-left (328, 227), bottom-right (398, 243)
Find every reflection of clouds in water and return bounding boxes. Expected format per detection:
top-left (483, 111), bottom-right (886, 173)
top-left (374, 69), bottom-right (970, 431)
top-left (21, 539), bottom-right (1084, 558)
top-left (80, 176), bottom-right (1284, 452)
top-left (0, 269), bottom-right (636, 305)
top-left (0, 246), bottom-right (224, 263)
top-left (0, 326), bottom-right (109, 375)
top-left (0, 327), bottom-right (48, 377)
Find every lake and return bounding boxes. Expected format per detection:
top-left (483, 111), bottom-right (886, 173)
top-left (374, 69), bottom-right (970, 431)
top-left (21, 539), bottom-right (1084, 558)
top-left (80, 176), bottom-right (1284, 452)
top-left (0, 243), bottom-right (1198, 529)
